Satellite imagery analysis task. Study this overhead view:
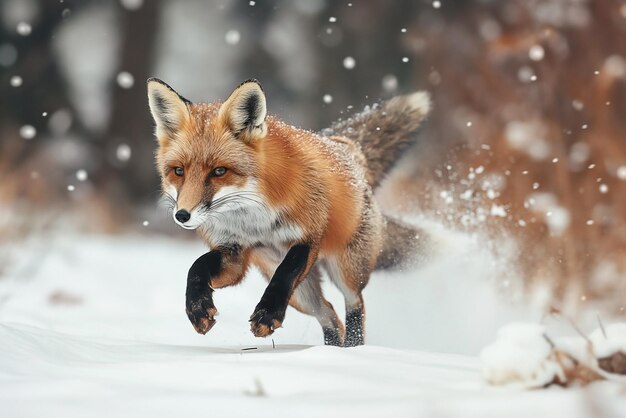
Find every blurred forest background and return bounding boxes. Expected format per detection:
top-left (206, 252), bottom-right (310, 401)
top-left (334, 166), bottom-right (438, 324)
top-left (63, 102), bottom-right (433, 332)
top-left (0, 0), bottom-right (625, 313)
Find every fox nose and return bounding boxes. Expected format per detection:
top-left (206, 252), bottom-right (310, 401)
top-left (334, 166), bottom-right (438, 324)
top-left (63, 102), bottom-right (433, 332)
top-left (175, 209), bottom-right (191, 223)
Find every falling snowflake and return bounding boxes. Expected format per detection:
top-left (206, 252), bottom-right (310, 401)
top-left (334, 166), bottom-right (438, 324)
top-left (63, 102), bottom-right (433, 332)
top-left (382, 74), bottom-right (398, 92)
top-left (323, 94), bottom-right (333, 104)
top-left (604, 55), bottom-right (626, 78)
top-left (76, 170), bottom-right (88, 182)
top-left (116, 144), bottom-right (132, 162)
top-left (343, 56), bottom-right (356, 70)
top-left (10, 76), bottom-right (22, 87)
top-left (490, 204), bottom-right (507, 218)
top-left (225, 30), bottom-right (241, 45)
top-left (528, 45), bottom-right (545, 61)
top-left (572, 100), bottom-right (584, 111)
top-left (116, 71), bottom-right (134, 89)
top-left (518, 66), bottom-right (535, 83)
top-left (16, 22), bottom-right (32, 36)
top-left (20, 125), bottom-right (36, 140)
top-left (120, 0), bottom-right (144, 10)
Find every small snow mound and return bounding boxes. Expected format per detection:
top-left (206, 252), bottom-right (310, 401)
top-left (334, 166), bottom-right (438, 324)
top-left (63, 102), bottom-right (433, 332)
top-left (589, 323), bottom-right (626, 358)
top-left (480, 323), bottom-right (564, 387)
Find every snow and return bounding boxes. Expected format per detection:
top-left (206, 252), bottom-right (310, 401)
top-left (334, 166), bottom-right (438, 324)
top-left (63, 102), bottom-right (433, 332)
top-left (480, 323), bottom-right (563, 388)
top-left (589, 324), bottom-right (626, 358)
top-left (116, 71), bottom-right (135, 89)
top-left (517, 66), bottom-right (536, 83)
top-left (9, 75), bottom-right (22, 87)
top-left (16, 21), bottom-right (32, 36)
top-left (604, 55), bottom-right (626, 78)
top-left (382, 74), bottom-right (398, 92)
top-left (225, 29), bottom-right (241, 45)
top-left (572, 99), bottom-right (584, 110)
top-left (115, 143), bottom-right (132, 161)
top-left (529, 45), bottom-right (545, 61)
top-left (490, 204), bottom-right (507, 218)
top-left (2, 233), bottom-right (626, 417)
top-left (120, 0), bottom-right (144, 11)
top-left (343, 56), bottom-right (356, 70)
top-left (76, 169), bottom-right (88, 182)
top-left (19, 124), bottom-right (36, 140)
top-left (505, 120), bottom-right (550, 160)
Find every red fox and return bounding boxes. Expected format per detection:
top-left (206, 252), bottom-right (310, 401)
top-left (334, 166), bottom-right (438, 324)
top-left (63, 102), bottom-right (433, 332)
top-left (147, 78), bottom-right (430, 346)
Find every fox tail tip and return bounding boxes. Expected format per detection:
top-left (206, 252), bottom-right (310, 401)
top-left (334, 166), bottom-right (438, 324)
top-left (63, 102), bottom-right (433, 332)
top-left (404, 91), bottom-right (431, 115)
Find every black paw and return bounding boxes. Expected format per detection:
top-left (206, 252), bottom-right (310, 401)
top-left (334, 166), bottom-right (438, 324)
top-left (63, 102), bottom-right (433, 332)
top-left (344, 308), bottom-right (364, 347)
top-left (186, 292), bottom-right (217, 335)
top-left (249, 306), bottom-right (285, 338)
top-left (323, 327), bottom-right (343, 346)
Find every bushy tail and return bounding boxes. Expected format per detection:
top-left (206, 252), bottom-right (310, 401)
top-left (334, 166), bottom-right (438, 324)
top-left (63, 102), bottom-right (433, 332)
top-left (376, 216), bottom-right (432, 271)
top-left (323, 91), bottom-right (431, 189)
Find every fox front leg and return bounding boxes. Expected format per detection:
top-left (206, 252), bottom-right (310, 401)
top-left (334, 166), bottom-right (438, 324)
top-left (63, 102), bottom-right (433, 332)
top-left (186, 245), bottom-right (249, 334)
top-left (249, 243), bottom-right (316, 337)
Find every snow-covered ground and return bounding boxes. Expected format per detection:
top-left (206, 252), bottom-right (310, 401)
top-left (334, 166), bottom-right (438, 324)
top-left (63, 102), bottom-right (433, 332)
top-left (1, 232), bottom-right (625, 417)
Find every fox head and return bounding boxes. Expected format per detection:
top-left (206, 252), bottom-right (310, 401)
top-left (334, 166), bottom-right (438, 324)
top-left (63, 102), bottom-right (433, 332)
top-left (147, 78), bottom-right (269, 230)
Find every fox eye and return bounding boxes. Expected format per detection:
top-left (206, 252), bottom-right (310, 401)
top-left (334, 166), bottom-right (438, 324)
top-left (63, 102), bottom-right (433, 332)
top-left (174, 167), bottom-right (184, 176)
top-left (212, 167), bottom-right (227, 177)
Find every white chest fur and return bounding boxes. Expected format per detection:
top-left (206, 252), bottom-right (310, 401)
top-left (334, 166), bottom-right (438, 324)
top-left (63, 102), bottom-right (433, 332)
top-left (201, 179), bottom-right (303, 247)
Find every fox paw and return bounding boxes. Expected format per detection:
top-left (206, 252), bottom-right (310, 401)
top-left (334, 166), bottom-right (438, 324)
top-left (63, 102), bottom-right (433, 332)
top-left (186, 294), bottom-right (217, 335)
top-left (249, 307), bottom-right (284, 338)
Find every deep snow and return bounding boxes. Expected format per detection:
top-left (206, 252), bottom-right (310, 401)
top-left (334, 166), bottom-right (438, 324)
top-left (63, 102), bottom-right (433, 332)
top-left (1, 232), bottom-right (625, 417)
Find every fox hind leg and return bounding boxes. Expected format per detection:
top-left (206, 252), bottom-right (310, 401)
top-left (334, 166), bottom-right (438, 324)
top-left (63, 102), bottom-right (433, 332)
top-left (323, 257), bottom-right (370, 347)
top-left (344, 294), bottom-right (365, 348)
top-left (323, 198), bottom-right (381, 347)
top-left (289, 265), bottom-right (345, 346)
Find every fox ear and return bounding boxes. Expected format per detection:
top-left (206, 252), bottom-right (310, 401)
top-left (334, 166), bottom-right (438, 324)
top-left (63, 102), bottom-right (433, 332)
top-left (220, 79), bottom-right (267, 142)
top-left (147, 78), bottom-right (191, 139)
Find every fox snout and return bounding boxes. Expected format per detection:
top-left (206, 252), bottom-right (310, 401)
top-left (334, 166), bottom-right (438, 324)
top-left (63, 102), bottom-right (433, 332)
top-left (172, 204), bottom-right (208, 230)
top-left (171, 180), bottom-right (211, 229)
